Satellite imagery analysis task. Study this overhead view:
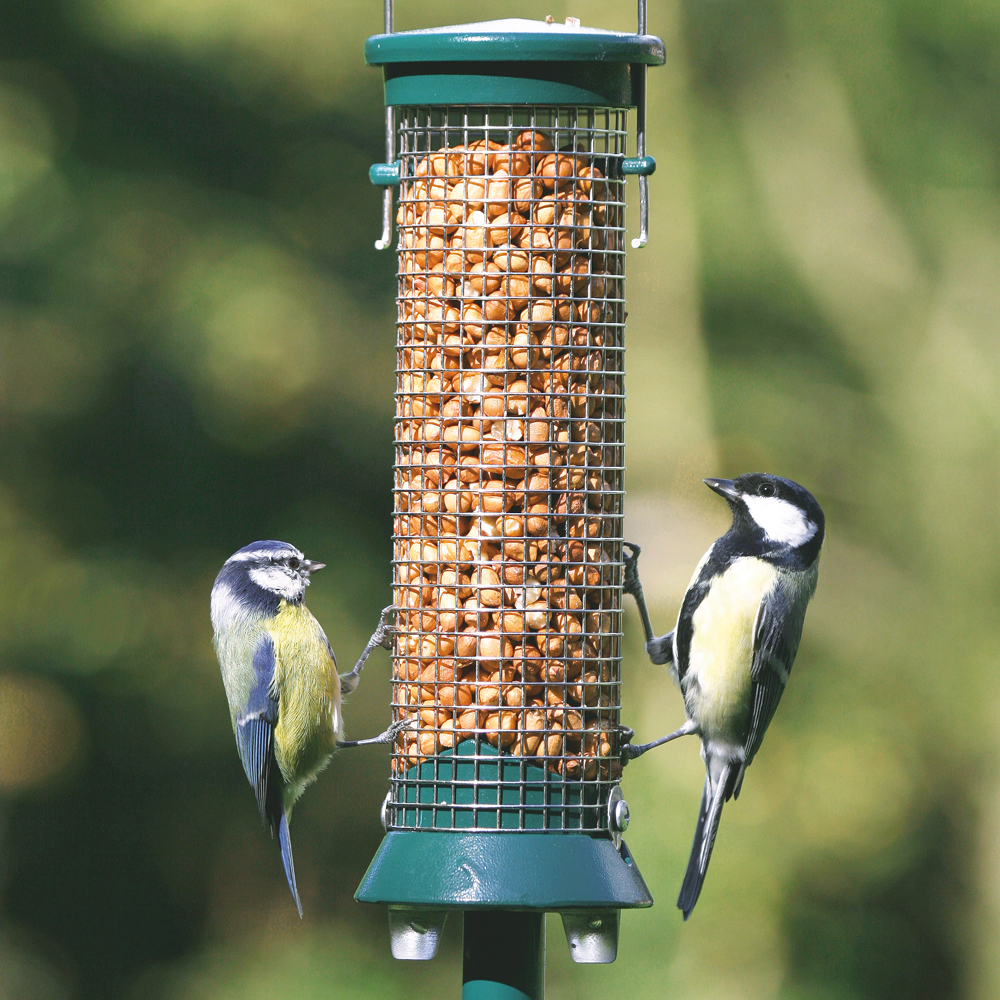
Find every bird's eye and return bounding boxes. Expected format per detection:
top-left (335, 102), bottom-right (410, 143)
top-left (288, 557), bottom-right (300, 570)
top-left (759, 482), bottom-right (775, 497)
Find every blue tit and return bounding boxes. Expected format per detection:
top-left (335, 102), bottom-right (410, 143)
top-left (622, 474), bottom-right (824, 918)
top-left (211, 540), bottom-right (397, 916)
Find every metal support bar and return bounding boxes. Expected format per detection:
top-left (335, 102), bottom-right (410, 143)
top-left (463, 911), bottom-right (544, 1000)
top-left (374, 0), bottom-right (395, 250)
top-left (631, 0), bottom-right (651, 249)
top-left (631, 63), bottom-right (650, 249)
top-left (374, 107), bottom-right (396, 249)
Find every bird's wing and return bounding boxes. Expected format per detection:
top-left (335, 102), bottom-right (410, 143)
top-left (235, 633), bottom-right (282, 829)
top-left (321, 630), bottom-right (337, 672)
top-left (674, 541), bottom-right (724, 682)
top-left (674, 580), bottom-right (709, 682)
top-left (743, 582), bottom-right (804, 769)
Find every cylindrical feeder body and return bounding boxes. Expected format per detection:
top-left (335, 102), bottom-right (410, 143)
top-left (358, 19), bottom-right (664, 963)
top-left (393, 109), bottom-right (628, 813)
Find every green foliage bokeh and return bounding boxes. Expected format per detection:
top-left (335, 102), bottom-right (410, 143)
top-left (1, 0), bottom-right (999, 998)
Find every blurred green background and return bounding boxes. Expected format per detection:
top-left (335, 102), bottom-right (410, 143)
top-left (2, 0), bottom-right (999, 997)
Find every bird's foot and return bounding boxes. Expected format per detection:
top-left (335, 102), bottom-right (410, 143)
top-left (623, 543), bottom-right (666, 655)
top-left (617, 725), bottom-right (640, 766)
top-left (385, 717), bottom-right (417, 743)
top-left (620, 720), bottom-right (701, 765)
top-left (336, 718), bottom-right (416, 751)
top-left (373, 605), bottom-right (395, 650)
top-left (622, 542), bottom-right (642, 597)
top-left (340, 606), bottom-right (397, 695)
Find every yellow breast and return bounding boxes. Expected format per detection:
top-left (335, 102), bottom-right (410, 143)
top-left (268, 601), bottom-right (340, 807)
top-left (685, 558), bottom-right (777, 741)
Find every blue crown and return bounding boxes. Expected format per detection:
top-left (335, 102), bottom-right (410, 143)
top-left (229, 540), bottom-right (302, 561)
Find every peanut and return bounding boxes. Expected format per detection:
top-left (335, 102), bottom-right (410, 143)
top-left (392, 127), bottom-right (622, 780)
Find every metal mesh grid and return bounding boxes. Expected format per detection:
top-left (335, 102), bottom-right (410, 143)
top-left (388, 106), bottom-right (628, 832)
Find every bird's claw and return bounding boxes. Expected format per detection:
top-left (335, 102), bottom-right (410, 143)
top-left (623, 542), bottom-right (642, 597)
top-left (386, 717), bottom-right (417, 742)
top-left (616, 724), bottom-right (638, 765)
top-left (374, 605), bottom-right (395, 650)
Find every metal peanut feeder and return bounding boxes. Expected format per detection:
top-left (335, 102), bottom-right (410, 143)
top-left (356, 5), bottom-right (664, 996)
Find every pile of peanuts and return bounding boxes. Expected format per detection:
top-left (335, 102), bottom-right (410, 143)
top-left (391, 128), bottom-right (624, 784)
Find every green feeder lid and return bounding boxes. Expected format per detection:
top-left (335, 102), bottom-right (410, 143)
top-left (365, 19), bottom-right (665, 65)
top-left (365, 18), bottom-right (665, 107)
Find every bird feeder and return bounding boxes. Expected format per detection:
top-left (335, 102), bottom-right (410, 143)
top-left (357, 4), bottom-right (664, 994)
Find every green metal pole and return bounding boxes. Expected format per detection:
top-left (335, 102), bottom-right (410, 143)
top-left (462, 911), bottom-right (544, 1000)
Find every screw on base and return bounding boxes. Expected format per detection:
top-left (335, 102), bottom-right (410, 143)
top-left (606, 786), bottom-right (630, 850)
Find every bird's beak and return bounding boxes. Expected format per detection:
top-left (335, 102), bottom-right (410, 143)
top-left (703, 478), bottom-right (740, 501)
top-left (302, 560), bottom-right (326, 574)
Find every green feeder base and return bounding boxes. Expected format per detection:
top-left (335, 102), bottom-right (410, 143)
top-left (357, 830), bottom-right (650, 908)
top-left (356, 830), bottom-right (651, 963)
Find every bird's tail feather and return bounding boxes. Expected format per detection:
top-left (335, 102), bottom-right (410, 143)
top-left (278, 812), bottom-right (303, 918)
top-left (677, 763), bottom-right (731, 919)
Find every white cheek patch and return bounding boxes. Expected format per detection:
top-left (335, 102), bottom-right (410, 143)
top-left (743, 495), bottom-right (817, 547)
top-left (249, 564), bottom-right (304, 600)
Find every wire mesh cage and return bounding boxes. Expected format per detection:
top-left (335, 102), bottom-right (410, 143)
top-left (387, 106), bottom-right (629, 833)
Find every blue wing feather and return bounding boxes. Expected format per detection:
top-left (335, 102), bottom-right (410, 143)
top-left (236, 635), bottom-right (280, 826)
top-left (236, 716), bottom-right (276, 826)
top-left (234, 632), bottom-right (304, 916)
top-left (248, 634), bottom-right (278, 718)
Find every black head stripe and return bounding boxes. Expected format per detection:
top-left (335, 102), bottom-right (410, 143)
top-left (214, 560), bottom-right (282, 616)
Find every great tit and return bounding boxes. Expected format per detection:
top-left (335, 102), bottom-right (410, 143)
top-left (211, 540), bottom-right (398, 916)
top-left (622, 474), bottom-right (824, 918)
